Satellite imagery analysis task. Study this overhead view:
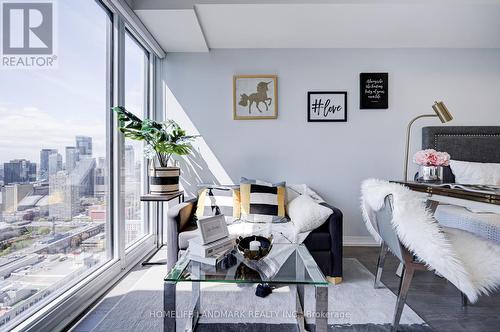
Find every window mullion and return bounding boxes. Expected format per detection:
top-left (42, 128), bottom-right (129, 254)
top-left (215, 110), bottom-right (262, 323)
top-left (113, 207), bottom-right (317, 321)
top-left (105, 3), bottom-right (114, 262)
top-left (112, 14), bottom-right (126, 269)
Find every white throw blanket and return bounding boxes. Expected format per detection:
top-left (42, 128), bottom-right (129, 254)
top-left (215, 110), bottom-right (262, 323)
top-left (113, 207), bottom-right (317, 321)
top-left (361, 178), bottom-right (500, 303)
top-left (227, 221), bottom-right (309, 244)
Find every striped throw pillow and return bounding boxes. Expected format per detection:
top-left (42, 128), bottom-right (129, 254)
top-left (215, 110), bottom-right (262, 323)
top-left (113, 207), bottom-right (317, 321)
top-left (240, 178), bottom-right (287, 223)
top-left (195, 185), bottom-right (241, 222)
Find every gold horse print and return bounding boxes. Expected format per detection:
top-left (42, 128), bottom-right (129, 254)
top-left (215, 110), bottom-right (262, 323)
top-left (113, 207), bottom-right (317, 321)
top-left (233, 75), bottom-right (278, 120)
top-left (238, 81), bottom-right (273, 114)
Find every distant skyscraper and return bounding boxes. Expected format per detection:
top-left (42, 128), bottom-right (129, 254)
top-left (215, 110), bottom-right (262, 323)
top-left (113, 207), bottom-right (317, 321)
top-left (71, 157), bottom-right (96, 197)
top-left (29, 163), bottom-right (36, 182)
top-left (2, 183), bottom-right (33, 213)
top-left (124, 145), bottom-right (135, 177)
top-left (3, 159), bottom-right (36, 185)
top-left (125, 219), bottom-right (144, 246)
top-left (49, 171), bottom-right (72, 220)
top-left (48, 153), bottom-right (62, 177)
top-left (94, 157), bottom-right (106, 198)
top-left (49, 158), bottom-right (97, 220)
top-left (76, 136), bottom-right (92, 157)
top-left (65, 146), bottom-right (79, 172)
top-left (40, 149), bottom-right (58, 180)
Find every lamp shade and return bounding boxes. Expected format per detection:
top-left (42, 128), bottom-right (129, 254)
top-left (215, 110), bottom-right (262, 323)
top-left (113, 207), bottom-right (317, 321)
top-left (432, 101), bottom-right (453, 123)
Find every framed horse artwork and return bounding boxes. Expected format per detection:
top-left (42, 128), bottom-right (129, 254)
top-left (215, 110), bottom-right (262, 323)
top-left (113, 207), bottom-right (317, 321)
top-left (233, 75), bottom-right (278, 120)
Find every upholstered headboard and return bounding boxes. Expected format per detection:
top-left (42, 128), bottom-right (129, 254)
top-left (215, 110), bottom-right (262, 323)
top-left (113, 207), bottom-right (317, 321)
top-left (422, 126), bottom-right (500, 182)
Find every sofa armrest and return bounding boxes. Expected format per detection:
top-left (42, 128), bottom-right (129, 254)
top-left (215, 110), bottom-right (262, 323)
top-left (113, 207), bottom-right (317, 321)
top-left (321, 202), bottom-right (343, 279)
top-left (166, 198), bottom-right (197, 271)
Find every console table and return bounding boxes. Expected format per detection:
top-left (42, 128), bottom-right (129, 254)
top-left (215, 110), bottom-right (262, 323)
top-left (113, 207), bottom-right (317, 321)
top-left (140, 191), bottom-right (184, 266)
top-left (395, 181), bottom-right (500, 214)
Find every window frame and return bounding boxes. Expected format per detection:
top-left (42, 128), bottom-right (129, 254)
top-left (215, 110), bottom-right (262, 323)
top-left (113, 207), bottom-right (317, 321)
top-left (123, 28), bottom-right (152, 250)
top-left (8, 0), bottom-right (162, 330)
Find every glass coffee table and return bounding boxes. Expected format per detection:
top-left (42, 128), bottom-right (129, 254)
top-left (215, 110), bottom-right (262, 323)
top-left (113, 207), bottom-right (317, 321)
top-left (164, 243), bottom-right (329, 332)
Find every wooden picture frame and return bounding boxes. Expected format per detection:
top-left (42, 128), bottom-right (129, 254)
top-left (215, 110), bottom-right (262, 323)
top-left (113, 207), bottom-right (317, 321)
top-left (307, 91), bottom-right (348, 122)
top-left (233, 75), bottom-right (278, 120)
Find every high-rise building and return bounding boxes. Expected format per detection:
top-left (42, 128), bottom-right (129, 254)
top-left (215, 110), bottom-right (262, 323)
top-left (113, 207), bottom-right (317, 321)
top-left (49, 158), bottom-right (97, 220)
top-left (49, 171), bottom-right (72, 220)
top-left (1, 184), bottom-right (33, 213)
top-left (125, 219), bottom-right (143, 246)
top-left (65, 146), bottom-right (79, 172)
top-left (48, 153), bottom-right (62, 177)
top-left (76, 136), bottom-right (92, 157)
top-left (124, 145), bottom-right (135, 177)
top-left (40, 149), bottom-right (58, 180)
top-left (94, 157), bottom-right (106, 199)
top-left (71, 157), bottom-right (96, 197)
top-left (3, 160), bottom-right (36, 185)
top-left (29, 163), bottom-right (36, 183)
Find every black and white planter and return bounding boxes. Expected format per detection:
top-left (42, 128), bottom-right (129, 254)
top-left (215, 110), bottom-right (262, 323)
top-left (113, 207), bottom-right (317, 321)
top-left (149, 166), bottom-right (180, 195)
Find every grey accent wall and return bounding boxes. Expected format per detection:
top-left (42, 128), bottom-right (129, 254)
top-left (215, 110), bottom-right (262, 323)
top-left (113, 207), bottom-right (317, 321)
top-left (161, 49), bottom-right (500, 239)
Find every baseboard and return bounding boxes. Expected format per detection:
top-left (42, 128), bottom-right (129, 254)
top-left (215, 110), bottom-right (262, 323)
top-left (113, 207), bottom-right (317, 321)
top-left (343, 236), bottom-right (379, 247)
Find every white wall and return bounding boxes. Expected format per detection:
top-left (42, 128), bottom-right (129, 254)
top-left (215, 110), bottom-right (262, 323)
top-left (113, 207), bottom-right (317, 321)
top-left (161, 48), bottom-right (500, 242)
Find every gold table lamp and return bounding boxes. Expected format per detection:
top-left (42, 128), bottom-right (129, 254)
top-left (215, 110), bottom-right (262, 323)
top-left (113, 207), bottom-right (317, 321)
top-left (403, 101), bottom-right (454, 181)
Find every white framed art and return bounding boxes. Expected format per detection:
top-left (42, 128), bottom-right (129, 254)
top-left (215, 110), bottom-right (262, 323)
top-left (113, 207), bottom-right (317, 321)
top-left (196, 215), bottom-right (229, 244)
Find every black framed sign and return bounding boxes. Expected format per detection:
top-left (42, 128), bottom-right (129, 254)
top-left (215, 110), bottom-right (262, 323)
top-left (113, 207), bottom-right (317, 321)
top-left (360, 73), bottom-right (388, 109)
top-left (307, 91), bottom-right (347, 122)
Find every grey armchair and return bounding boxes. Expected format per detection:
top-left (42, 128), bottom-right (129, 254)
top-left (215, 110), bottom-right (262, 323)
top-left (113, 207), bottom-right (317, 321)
top-left (373, 195), bottom-right (468, 332)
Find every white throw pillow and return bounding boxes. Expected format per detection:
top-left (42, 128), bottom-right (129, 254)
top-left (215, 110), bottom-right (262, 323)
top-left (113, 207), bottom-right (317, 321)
top-left (286, 184), bottom-right (326, 217)
top-left (288, 194), bottom-right (333, 233)
top-left (449, 160), bottom-right (500, 185)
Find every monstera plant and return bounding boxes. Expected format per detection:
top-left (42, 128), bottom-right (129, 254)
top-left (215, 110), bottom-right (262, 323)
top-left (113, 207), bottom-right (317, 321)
top-left (113, 106), bottom-right (198, 194)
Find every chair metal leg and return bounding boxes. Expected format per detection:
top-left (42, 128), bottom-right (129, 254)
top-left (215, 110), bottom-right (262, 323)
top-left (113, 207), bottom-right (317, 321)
top-left (461, 292), bottom-right (468, 307)
top-left (375, 242), bottom-right (389, 289)
top-left (392, 265), bottom-right (414, 332)
top-left (395, 263), bottom-right (404, 278)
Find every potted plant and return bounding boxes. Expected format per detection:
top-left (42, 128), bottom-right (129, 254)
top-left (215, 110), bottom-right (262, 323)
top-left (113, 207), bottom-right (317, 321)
top-left (413, 149), bottom-right (450, 182)
top-left (113, 106), bottom-right (198, 195)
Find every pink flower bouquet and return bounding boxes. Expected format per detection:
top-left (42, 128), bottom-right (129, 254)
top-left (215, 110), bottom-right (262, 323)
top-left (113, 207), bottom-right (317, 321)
top-left (413, 149), bottom-right (450, 167)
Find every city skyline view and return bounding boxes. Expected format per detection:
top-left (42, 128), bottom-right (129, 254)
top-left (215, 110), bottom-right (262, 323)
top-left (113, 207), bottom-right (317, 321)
top-left (1, 135), bottom-right (95, 183)
top-left (0, 131), bottom-right (143, 328)
top-left (0, 131), bottom-right (109, 328)
top-left (0, 1), bottom-right (147, 329)
top-left (0, 0), bottom-right (107, 163)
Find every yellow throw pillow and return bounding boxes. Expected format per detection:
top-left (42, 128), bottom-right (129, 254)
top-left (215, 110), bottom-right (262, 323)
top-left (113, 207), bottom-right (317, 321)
top-left (195, 186), bottom-right (241, 222)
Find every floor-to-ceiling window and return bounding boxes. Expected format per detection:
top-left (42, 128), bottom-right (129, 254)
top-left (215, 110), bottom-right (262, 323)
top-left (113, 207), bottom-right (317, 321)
top-left (0, 0), bottom-right (160, 329)
top-left (123, 31), bottom-right (149, 248)
top-left (0, 0), bottom-right (112, 328)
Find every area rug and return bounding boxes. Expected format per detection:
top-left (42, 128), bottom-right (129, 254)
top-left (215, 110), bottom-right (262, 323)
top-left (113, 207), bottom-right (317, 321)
top-left (74, 258), bottom-right (430, 332)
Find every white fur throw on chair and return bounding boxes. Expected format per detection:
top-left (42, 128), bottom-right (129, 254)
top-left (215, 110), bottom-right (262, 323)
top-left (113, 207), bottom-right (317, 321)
top-left (361, 178), bottom-right (500, 303)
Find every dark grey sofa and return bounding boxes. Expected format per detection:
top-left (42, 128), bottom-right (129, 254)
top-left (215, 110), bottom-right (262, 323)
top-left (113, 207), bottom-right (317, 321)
top-left (166, 199), bottom-right (343, 283)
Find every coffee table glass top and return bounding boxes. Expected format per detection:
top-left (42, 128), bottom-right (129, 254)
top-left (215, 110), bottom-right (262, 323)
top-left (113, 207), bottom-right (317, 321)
top-left (165, 244), bottom-right (328, 285)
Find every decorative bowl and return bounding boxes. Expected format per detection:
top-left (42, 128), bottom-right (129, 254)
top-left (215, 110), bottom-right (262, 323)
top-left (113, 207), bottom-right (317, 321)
top-left (235, 235), bottom-right (273, 260)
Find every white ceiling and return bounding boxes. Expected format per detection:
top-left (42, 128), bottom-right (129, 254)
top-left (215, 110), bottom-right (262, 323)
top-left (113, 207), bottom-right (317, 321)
top-left (134, 9), bottom-right (208, 52)
top-left (131, 0), bottom-right (500, 52)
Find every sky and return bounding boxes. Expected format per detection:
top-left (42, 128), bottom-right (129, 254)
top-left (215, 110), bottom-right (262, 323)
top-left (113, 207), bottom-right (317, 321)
top-left (0, 0), bottom-right (146, 165)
